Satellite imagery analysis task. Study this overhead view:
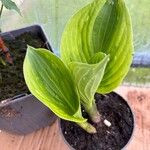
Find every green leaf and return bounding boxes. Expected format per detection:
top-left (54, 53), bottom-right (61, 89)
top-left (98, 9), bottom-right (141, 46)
top-left (1, 0), bottom-right (21, 15)
top-left (69, 53), bottom-right (109, 108)
top-left (23, 46), bottom-right (86, 123)
top-left (92, 0), bottom-right (134, 93)
top-left (60, 0), bottom-right (134, 94)
top-left (60, 0), bottom-right (107, 63)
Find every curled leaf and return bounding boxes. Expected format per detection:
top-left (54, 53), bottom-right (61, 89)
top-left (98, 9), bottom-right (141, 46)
top-left (69, 53), bottom-right (109, 107)
top-left (60, 0), bottom-right (134, 94)
top-left (92, 0), bottom-right (134, 93)
top-left (60, 0), bottom-right (107, 63)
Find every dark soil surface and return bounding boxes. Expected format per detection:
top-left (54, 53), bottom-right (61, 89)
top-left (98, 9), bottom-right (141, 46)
top-left (0, 32), bottom-right (47, 101)
top-left (61, 92), bottom-right (134, 150)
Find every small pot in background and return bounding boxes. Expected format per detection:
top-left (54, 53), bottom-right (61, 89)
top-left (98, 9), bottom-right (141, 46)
top-left (0, 25), bottom-right (57, 135)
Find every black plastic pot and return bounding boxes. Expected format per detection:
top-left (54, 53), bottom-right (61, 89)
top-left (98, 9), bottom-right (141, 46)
top-left (59, 92), bottom-right (134, 150)
top-left (0, 25), bottom-right (57, 135)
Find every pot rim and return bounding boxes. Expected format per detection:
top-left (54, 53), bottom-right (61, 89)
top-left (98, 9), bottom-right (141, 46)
top-left (58, 118), bottom-right (75, 150)
top-left (0, 24), bottom-right (42, 36)
top-left (58, 91), bottom-right (135, 150)
top-left (0, 94), bottom-right (33, 107)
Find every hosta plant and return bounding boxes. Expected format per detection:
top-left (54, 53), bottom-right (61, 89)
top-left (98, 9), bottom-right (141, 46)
top-left (23, 0), bottom-right (133, 133)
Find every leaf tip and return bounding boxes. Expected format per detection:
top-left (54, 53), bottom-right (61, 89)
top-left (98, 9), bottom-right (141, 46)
top-left (26, 45), bottom-right (36, 55)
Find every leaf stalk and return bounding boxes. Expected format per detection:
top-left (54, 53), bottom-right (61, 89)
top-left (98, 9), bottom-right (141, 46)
top-left (76, 121), bottom-right (97, 134)
top-left (84, 100), bottom-right (101, 123)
